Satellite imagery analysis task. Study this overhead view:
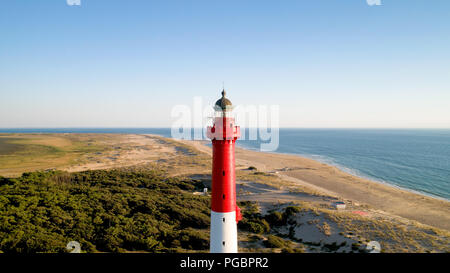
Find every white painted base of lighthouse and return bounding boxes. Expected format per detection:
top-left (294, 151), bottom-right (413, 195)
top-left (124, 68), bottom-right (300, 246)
top-left (210, 211), bottom-right (238, 253)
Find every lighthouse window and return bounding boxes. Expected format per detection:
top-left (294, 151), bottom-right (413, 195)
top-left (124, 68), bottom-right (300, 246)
top-left (222, 241), bottom-right (225, 246)
top-left (223, 170), bottom-right (225, 176)
top-left (223, 217), bottom-right (225, 222)
top-left (222, 194), bottom-right (226, 199)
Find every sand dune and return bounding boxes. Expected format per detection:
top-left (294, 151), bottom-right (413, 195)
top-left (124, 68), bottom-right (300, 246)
top-left (184, 139), bottom-right (450, 231)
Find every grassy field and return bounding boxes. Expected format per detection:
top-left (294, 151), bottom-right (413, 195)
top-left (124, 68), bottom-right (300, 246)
top-left (0, 138), bottom-right (26, 155)
top-left (0, 134), bottom-right (110, 177)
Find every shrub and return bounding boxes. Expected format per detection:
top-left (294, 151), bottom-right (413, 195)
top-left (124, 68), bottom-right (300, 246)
top-left (0, 169), bottom-right (211, 253)
top-left (178, 229), bottom-right (209, 250)
top-left (281, 247), bottom-right (305, 253)
top-left (238, 219), bottom-right (270, 234)
top-left (265, 211), bottom-right (285, 226)
top-left (264, 235), bottom-right (289, 248)
top-left (284, 206), bottom-right (301, 217)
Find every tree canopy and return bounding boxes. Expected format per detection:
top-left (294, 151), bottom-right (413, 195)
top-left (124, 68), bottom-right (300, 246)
top-left (0, 169), bottom-right (210, 253)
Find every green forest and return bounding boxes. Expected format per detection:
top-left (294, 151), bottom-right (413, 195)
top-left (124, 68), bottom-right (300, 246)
top-left (0, 169), bottom-right (212, 253)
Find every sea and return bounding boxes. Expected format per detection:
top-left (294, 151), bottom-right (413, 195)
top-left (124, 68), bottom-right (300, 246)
top-left (1, 128), bottom-right (449, 201)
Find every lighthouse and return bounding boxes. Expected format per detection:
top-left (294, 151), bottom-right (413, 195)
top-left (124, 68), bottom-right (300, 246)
top-left (207, 89), bottom-right (241, 253)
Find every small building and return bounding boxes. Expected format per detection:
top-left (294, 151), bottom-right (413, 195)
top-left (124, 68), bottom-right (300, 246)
top-left (333, 201), bottom-right (346, 210)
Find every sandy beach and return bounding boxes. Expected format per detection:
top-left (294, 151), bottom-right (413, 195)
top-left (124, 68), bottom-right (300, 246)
top-left (181, 139), bottom-right (450, 231)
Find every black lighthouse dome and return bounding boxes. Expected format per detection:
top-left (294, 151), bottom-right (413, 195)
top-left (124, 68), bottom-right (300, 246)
top-left (214, 89), bottom-right (232, 111)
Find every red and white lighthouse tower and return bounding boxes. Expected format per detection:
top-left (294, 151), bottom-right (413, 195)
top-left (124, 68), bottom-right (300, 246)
top-left (207, 90), bottom-right (241, 253)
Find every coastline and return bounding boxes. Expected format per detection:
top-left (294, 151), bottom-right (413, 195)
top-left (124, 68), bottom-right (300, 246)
top-left (238, 144), bottom-right (450, 203)
top-left (1, 132), bottom-right (449, 232)
top-left (181, 138), bottom-right (450, 231)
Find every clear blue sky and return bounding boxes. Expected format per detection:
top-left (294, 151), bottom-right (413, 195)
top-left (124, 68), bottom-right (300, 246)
top-left (1, 0), bottom-right (449, 128)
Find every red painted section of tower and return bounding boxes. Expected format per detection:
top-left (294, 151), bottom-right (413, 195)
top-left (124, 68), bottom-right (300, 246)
top-left (207, 116), bottom-right (240, 216)
top-left (235, 205), bottom-right (242, 222)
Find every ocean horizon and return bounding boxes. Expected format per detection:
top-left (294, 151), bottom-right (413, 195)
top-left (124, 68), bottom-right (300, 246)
top-left (1, 128), bottom-right (449, 201)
